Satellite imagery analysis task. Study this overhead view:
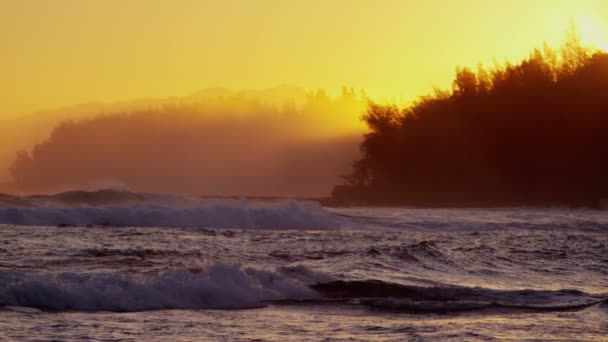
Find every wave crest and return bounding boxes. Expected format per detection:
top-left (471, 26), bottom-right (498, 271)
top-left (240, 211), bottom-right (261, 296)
top-left (0, 263), bottom-right (328, 311)
top-left (0, 190), bottom-right (335, 229)
top-left (310, 280), bottom-right (605, 313)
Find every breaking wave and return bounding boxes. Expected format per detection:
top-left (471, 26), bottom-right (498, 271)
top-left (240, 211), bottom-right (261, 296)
top-left (0, 263), bottom-right (331, 311)
top-left (1, 267), bottom-right (603, 314)
top-left (0, 190), bottom-right (336, 229)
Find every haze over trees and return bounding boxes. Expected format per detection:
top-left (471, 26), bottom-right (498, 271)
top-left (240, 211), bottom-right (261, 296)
top-left (336, 31), bottom-right (608, 206)
top-left (8, 87), bottom-right (366, 196)
top-left (8, 29), bottom-right (608, 206)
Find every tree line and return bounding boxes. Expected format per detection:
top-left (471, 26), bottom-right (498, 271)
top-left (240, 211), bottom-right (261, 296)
top-left (9, 89), bottom-right (365, 196)
top-left (335, 31), bottom-right (608, 207)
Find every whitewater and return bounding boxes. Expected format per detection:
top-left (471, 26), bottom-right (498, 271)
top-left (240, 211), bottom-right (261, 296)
top-left (0, 190), bottom-right (607, 341)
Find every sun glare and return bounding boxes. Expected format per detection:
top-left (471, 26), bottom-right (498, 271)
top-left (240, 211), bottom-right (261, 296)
top-left (574, 14), bottom-right (608, 52)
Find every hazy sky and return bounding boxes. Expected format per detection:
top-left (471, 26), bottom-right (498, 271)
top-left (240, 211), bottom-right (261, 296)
top-left (1, 0), bottom-right (607, 117)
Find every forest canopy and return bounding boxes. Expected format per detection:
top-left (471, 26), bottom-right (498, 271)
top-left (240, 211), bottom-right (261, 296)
top-left (336, 31), bottom-right (608, 206)
top-left (9, 89), bottom-right (365, 196)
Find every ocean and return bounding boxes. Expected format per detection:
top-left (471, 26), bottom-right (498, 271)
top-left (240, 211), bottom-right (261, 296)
top-left (0, 191), bottom-right (607, 341)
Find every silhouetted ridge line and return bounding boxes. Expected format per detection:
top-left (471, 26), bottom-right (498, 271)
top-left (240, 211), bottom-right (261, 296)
top-left (335, 33), bottom-right (608, 207)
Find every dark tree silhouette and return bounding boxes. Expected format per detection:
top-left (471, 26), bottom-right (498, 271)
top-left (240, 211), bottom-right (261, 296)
top-left (336, 34), bottom-right (608, 207)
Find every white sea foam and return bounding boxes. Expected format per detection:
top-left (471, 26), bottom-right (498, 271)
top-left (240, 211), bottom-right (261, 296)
top-left (0, 263), bottom-right (329, 311)
top-left (2, 265), bottom-right (601, 313)
top-left (0, 192), bottom-right (336, 229)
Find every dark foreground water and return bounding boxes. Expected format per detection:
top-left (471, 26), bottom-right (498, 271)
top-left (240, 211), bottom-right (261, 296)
top-left (0, 192), bottom-right (607, 341)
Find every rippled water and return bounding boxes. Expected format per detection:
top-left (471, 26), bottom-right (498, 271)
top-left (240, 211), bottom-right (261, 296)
top-left (0, 193), bottom-right (607, 340)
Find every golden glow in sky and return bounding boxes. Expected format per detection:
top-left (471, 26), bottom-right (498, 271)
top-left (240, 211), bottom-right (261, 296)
top-left (574, 14), bottom-right (608, 52)
top-left (1, 0), bottom-right (608, 117)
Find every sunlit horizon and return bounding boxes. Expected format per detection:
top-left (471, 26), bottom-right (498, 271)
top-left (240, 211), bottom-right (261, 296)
top-left (2, 0), bottom-right (608, 118)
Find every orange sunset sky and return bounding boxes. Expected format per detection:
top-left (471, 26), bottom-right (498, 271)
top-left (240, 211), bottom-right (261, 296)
top-left (2, 0), bottom-right (608, 118)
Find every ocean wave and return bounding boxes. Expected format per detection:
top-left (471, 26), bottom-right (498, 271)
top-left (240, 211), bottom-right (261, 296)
top-left (1, 266), bottom-right (604, 314)
top-left (309, 280), bottom-right (606, 314)
top-left (0, 190), bottom-right (335, 229)
top-left (0, 263), bottom-right (330, 311)
top-left (331, 207), bottom-right (608, 232)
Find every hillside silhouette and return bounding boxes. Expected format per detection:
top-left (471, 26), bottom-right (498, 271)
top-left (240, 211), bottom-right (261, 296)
top-left (0, 85), bottom-right (352, 183)
top-left (8, 88), bottom-right (365, 196)
top-left (335, 31), bottom-right (608, 207)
